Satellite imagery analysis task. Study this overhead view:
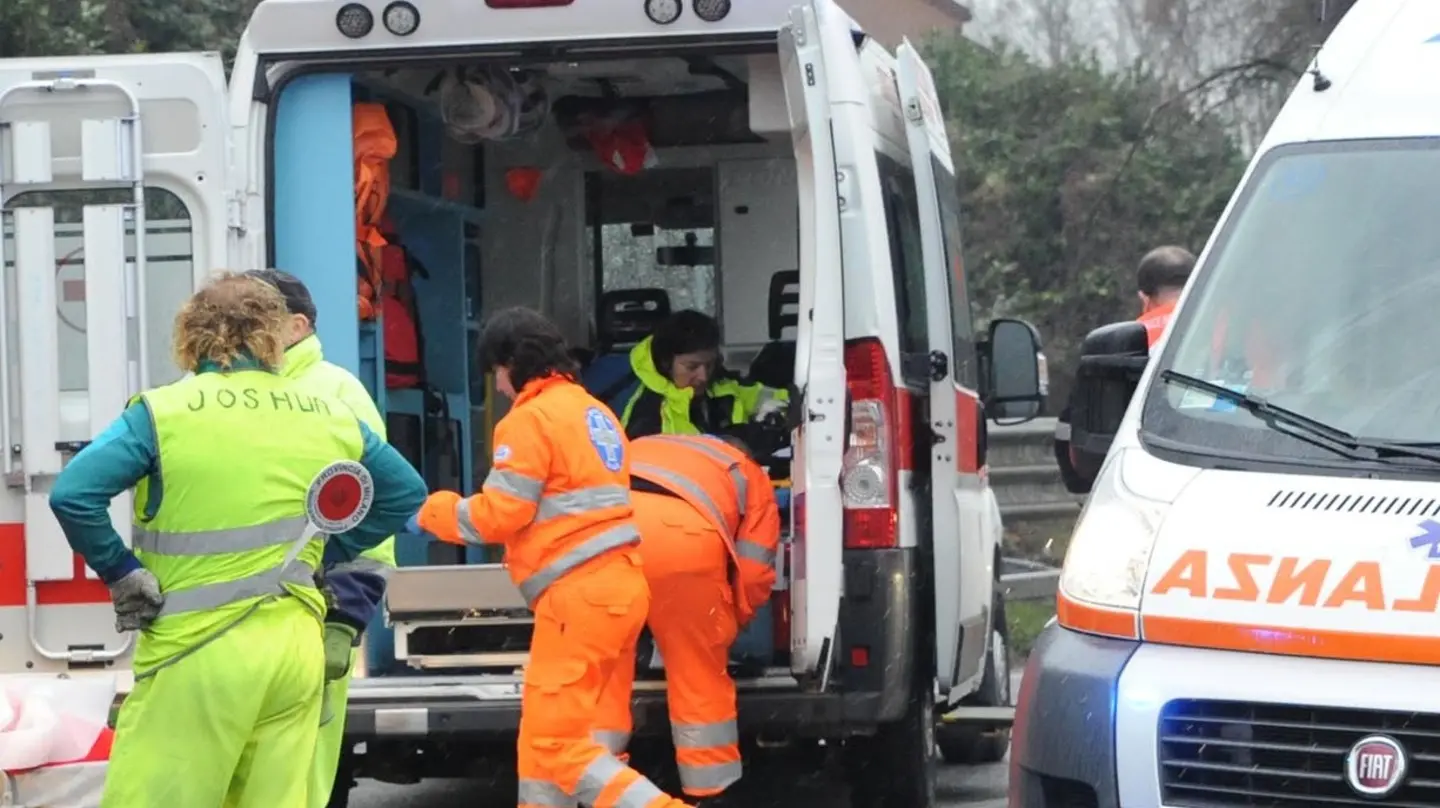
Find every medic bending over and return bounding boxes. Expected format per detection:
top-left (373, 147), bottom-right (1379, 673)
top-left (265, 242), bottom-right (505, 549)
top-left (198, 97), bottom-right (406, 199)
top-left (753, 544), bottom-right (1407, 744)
top-left (593, 433), bottom-right (781, 806)
top-left (48, 272), bottom-right (426, 808)
top-left (413, 306), bottom-right (691, 808)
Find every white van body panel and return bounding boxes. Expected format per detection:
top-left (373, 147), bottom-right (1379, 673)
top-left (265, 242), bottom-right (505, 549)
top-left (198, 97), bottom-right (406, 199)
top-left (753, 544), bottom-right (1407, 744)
top-left (0, 52), bottom-right (230, 686)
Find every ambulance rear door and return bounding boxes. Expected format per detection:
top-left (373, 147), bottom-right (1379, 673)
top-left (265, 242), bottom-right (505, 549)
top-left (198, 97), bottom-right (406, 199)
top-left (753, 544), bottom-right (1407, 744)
top-left (780, 0), bottom-right (857, 681)
top-left (895, 41), bottom-right (989, 695)
top-left (0, 54), bottom-right (230, 676)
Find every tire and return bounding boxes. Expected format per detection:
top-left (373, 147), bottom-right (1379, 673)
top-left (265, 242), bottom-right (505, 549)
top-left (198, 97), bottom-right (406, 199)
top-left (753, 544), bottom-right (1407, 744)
top-left (844, 671), bottom-right (939, 808)
top-left (937, 593), bottom-right (1013, 765)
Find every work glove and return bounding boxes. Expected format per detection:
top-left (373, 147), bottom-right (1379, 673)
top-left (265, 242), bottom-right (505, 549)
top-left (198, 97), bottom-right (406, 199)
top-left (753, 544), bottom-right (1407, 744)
top-left (754, 396), bottom-right (787, 421)
top-left (108, 568), bottom-right (164, 633)
top-left (323, 622), bottom-right (358, 682)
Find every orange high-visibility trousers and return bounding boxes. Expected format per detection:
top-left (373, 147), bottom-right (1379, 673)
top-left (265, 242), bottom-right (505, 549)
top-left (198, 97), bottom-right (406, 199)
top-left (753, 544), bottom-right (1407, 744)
top-left (517, 550), bottom-right (689, 808)
top-left (595, 492), bottom-right (743, 799)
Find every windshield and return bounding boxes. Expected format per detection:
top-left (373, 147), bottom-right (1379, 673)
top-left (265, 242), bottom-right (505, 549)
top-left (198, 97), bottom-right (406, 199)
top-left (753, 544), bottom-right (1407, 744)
top-left (1142, 139), bottom-right (1440, 464)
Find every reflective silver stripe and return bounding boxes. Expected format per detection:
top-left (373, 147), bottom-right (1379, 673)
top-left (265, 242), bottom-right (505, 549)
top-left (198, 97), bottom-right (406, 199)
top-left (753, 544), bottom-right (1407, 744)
top-left (652, 434), bottom-right (735, 465)
top-left (672, 719), bottom-right (739, 749)
top-left (593, 729), bottom-right (631, 755)
top-left (729, 466), bottom-right (747, 517)
top-left (486, 468), bottom-right (544, 502)
top-left (454, 499), bottom-right (486, 545)
top-left (611, 774), bottom-right (668, 808)
top-left (574, 754), bottom-right (626, 804)
top-left (157, 559), bottom-right (316, 617)
top-left (632, 462), bottom-right (732, 535)
top-left (132, 515), bottom-right (309, 556)
top-left (328, 555), bottom-right (395, 579)
top-left (516, 523), bottom-right (640, 605)
top-left (574, 754), bottom-right (667, 808)
top-left (647, 434), bottom-right (749, 521)
top-left (678, 759), bottom-right (743, 793)
top-left (517, 779), bottom-right (575, 807)
top-left (537, 485), bottom-right (630, 522)
top-left (735, 539), bottom-right (775, 566)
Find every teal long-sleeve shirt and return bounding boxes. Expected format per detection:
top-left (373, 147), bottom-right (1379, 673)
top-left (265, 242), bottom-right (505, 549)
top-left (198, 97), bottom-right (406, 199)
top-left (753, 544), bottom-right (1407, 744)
top-left (49, 400), bottom-right (426, 585)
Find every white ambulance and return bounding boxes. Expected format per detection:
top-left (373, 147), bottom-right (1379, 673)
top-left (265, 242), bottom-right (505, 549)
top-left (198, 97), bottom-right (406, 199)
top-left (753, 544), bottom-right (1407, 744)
top-left (1015, 1), bottom-right (1440, 806)
top-left (0, 1), bottom-right (1045, 804)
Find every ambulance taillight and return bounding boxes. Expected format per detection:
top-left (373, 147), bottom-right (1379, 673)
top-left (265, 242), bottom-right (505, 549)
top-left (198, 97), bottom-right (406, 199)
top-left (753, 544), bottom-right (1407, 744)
top-left (841, 338), bottom-right (900, 550)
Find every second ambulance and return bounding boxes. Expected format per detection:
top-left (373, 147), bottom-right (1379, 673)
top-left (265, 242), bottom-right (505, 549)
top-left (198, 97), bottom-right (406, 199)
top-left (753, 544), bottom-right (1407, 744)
top-left (1013, 1), bottom-right (1440, 806)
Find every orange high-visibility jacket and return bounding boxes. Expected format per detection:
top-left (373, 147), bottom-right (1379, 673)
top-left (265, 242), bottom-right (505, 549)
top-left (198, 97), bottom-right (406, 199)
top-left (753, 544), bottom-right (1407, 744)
top-left (1137, 301), bottom-right (1177, 348)
top-left (629, 434), bottom-right (781, 624)
top-left (418, 376), bottom-right (637, 605)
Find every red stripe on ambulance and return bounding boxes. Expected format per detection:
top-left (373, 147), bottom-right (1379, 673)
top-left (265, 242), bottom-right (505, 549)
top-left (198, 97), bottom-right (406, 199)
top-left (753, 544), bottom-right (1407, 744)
top-left (0, 523), bottom-right (113, 607)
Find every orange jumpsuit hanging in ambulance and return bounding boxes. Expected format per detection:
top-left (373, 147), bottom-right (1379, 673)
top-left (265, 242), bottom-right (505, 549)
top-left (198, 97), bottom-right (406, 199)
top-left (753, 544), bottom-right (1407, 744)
top-left (594, 434), bottom-right (781, 802)
top-left (414, 307), bottom-right (689, 808)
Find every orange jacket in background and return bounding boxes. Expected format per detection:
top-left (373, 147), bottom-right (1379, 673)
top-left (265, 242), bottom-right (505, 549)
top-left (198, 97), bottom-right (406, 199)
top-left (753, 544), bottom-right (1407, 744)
top-left (353, 103), bottom-right (397, 321)
top-left (417, 376), bottom-right (637, 605)
top-left (1137, 301), bottom-right (1177, 348)
top-left (629, 434), bottom-right (781, 624)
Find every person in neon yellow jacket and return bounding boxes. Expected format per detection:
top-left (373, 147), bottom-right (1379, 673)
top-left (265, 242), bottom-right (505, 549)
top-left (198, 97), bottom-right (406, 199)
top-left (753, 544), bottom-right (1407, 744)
top-left (48, 273), bottom-right (424, 808)
top-left (616, 310), bottom-right (787, 439)
top-left (247, 270), bottom-right (396, 808)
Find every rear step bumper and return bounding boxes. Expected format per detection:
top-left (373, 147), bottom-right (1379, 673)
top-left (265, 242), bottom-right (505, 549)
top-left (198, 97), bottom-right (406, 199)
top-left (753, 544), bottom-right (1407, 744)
top-left (345, 676), bottom-right (888, 739)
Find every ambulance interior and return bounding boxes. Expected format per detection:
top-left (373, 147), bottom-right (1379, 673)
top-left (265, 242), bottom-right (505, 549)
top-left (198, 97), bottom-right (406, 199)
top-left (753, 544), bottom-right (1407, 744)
top-left (267, 51), bottom-right (818, 677)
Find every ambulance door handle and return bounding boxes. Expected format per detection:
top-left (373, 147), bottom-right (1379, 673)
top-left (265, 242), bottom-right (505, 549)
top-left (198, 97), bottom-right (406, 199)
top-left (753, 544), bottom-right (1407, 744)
top-left (55, 441), bottom-right (91, 454)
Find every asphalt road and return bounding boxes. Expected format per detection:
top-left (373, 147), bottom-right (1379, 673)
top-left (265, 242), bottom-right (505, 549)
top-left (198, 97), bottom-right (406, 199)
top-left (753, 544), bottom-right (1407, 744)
top-left (349, 751), bottom-right (1009, 808)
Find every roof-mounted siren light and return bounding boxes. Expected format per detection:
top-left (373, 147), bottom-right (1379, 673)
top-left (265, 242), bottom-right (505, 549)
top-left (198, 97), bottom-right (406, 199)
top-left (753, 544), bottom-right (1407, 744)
top-left (693, 0), bottom-right (731, 22)
top-left (336, 3), bottom-right (374, 38)
top-left (645, 0), bottom-right (682, 25)
top-left (383, 1), bottom-right (420, 35)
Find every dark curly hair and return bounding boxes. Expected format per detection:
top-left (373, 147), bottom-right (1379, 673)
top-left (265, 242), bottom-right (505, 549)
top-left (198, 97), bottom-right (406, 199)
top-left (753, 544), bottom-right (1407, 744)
top-left (478, 307), bottom-right (579, 391)
top-left (650, 309), bottom-right (721, 376)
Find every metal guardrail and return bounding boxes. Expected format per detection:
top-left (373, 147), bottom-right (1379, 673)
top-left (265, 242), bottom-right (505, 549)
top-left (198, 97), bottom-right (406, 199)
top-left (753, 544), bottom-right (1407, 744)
top-left (998, 555), bottom-right (1060, 602)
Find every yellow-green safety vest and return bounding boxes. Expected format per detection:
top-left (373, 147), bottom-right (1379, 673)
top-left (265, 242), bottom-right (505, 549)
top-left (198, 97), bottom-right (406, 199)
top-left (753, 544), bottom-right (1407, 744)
top-left (282, 334), bottom-right (395, 573)
top-left (130, 369), bottom-right (365, 671)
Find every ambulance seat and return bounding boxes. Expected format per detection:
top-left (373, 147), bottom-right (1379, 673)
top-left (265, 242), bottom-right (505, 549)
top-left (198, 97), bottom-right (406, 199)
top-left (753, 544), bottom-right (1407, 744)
top-left (580, 289), bottom-right (671, 410)
top-left (744, 270), bottom-right (799, 390)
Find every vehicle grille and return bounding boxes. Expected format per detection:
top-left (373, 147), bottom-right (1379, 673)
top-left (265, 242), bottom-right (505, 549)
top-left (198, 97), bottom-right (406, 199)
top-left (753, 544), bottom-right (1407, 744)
top-left (1159, 699), bottom-right (1440, 807)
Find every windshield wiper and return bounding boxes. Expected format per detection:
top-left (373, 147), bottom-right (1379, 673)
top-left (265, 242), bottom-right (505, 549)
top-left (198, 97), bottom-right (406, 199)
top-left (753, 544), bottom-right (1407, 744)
top-left (1159, 370), bottom-right (1440, 466)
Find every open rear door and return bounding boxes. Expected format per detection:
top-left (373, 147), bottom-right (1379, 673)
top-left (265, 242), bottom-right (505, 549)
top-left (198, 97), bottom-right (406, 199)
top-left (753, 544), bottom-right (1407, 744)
top-left (896, 42), bottom-right (987, 695)
top-left (780, 0), bottom-right (853, 681)
top-left (0, 54), bottom-right (229, 669)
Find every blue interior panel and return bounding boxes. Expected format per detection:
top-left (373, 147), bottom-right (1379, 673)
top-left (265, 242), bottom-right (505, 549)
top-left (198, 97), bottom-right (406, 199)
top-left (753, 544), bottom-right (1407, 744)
top-left (272, 73), bottom-right (359, 376)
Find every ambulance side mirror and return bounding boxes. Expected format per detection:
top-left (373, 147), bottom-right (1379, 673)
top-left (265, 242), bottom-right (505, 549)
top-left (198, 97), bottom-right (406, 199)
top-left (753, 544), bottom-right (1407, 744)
top-left (981, 318), bottom-right (1046, 425)
top-left (1068, 321), bottom-right (1149, 488)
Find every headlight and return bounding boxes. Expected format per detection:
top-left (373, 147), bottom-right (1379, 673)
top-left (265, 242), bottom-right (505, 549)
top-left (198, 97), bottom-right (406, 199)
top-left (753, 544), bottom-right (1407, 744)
top-left (1057, 449), bottom-right (1165, 633)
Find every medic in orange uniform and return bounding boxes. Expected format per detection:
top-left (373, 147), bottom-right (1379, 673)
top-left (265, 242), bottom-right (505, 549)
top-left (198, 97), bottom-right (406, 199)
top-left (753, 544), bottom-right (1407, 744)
top-left (414, 307), bottom-right (689, 808)
top-left (593, 434), bottom-right (781, 804)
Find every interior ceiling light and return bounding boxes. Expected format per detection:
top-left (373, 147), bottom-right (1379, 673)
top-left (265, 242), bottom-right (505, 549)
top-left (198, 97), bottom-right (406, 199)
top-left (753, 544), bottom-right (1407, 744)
top-left (645, 0), bottom-right (682, 25)
top-left (382, 2), bottom-right (420, 35)
top-left (336, 3), bottom-right (374, 38)
top-left (693, 0), bottom-right (730, 22)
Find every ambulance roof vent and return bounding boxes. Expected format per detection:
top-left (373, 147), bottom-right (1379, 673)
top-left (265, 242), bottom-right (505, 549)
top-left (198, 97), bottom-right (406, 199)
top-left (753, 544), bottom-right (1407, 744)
top-left (1266, 489), bottom-right (1440, 518)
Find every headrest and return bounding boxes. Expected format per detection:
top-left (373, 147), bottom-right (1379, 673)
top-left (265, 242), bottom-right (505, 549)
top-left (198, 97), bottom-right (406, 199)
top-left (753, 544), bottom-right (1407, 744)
top-left (598, 289), bottom-right (671, 350)
top-left (768, 270), bottom-right (800, 340)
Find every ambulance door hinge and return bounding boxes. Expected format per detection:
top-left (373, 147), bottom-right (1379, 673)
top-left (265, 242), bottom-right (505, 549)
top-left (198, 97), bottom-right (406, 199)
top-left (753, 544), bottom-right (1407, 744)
top-left (226, 192), bottom-right (247, 234)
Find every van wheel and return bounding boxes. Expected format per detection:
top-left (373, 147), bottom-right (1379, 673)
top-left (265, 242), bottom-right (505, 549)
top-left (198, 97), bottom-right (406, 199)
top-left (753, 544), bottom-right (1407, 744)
top-left (844, 672), bottom-right (938, 808)
top-left (937, 593), bottom-right (1012, 765)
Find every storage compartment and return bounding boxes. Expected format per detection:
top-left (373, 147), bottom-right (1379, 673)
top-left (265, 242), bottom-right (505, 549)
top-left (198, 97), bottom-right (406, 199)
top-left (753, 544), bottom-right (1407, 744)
top-left (270, 50), bottom-right (803, 676)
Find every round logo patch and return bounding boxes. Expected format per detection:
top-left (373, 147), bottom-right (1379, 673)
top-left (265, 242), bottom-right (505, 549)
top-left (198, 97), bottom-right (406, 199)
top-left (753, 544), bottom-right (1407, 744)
top-left (494, 444), bottom-right (512, 463)
top-left (306, 460), bottom-right (375, 534)
top-left (585, 407), bottom-right (624, 472)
